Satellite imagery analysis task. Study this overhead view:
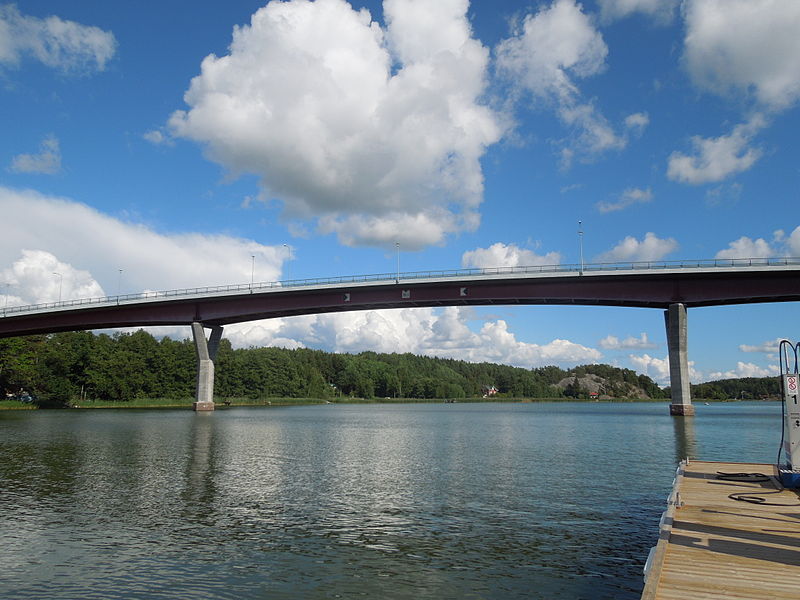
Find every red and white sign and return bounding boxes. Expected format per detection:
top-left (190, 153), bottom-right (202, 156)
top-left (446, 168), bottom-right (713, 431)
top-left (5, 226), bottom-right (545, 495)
top-left (788, 376), bottom-right (798, 392)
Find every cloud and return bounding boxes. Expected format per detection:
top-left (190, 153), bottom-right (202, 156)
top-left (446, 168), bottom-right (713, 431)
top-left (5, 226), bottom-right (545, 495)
top-left (8, 135), bottom-right (62, 175)
top-left (1, 249), bottom-right (105, 305)
top-left (628, 353), bottom-right (669, 382)
top-left (142, 129), bottom-right (172, 146)
top-left (0, 186), bottom-right (601, 371)
top-left (227, 306), bottom-right (602, 368)
top-left (708, 361), bottom-right (779, 380)
top-left (598, 0), bottom-right (680, 24)
top-left (629, 353), bottom-right (701, 384)
top-left (0, 4), bottom-right (116, 73)
top-left (596, 187), bottom-right (652, 213)
top-left (786, 227), bottom-right (800, 256)
top-left (167, 0), bottom-right (502, 249)
top-left (714, 227), bottom-right (800, 259)
top-left (0, 186), bottom-right (287, 301)
top-left (495, 0), bottom-right (632, 165)
top-left (318, 209), bottom-right (471, 251)
top-left (666, 115), bottom-right (766, 184)
top-left (739, 338), bottom-right (784, 353)
top-left (495, 0), bottom-right (607, 101)
top-left (715, 236), bottom-right (776, 260)
top-left (669, 2), bottom-right (800, 186)
top-left (599, 332), bottom-right (657, 350)
top-left (705, 183), bottom-right (742, 206)
top-left (682, 0), bottom-right (800, 110)
top-left (461, 242), bottom-right (561, 269)
top-left (623, 111), bottom-right (649, 135)
top-left (595, 232), bottom-right (678, 262)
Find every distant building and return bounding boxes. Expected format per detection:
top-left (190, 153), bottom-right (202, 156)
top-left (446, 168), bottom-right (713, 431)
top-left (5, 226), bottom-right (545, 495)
top-left (482, 385), bottom-right (498, 398)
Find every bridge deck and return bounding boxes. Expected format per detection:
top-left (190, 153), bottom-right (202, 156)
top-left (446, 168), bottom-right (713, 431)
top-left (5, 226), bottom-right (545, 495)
top-left (642, 460), bottom-right (800, 600)
top-left (3, 261), bottom-right (800, 338)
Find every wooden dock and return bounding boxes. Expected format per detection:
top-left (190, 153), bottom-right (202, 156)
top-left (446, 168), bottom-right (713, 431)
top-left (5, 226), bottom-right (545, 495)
top-left (641, 460), bottom-right (800, 600)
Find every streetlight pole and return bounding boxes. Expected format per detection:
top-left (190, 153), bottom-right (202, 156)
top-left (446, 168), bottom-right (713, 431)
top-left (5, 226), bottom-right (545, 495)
top-left (395, 241), bottom-right (400, 283)
top-left (2, 282), bottom-right (8, 316)
top-left (250, 255), bottom-right (255, 288)
top-left (53, 272), bottom-right (63, 303)
top-left (578, 220), bottom-right (584, 275)
top-left (283, 244), bottom-right (289, 282)
top-left (117, 269), bottom-right (123, 296)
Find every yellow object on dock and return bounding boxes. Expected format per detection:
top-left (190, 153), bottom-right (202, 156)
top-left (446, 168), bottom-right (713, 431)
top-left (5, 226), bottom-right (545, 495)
top-left (642, 460), bottom-right (800, 600)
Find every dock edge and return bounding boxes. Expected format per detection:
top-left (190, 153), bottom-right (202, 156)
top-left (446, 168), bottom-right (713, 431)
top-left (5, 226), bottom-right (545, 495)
top-left (640, 458), bottom-right (687, 600)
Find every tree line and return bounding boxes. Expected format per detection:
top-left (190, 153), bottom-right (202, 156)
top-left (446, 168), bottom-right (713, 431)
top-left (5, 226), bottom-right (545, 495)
top-left (2, 329), bottom-right (671, 406)
top-left (690, 377), bottom-right (780, 400)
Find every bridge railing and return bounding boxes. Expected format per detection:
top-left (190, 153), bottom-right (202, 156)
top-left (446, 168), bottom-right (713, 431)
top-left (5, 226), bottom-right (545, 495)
top-left (3, 256), bottom-right (799, 317)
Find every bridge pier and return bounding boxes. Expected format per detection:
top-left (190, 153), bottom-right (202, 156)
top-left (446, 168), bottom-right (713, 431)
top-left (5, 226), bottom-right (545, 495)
top-left (192, 322), bottom-right (223, 412)
top-left (664, 303), bottom-right (694, 416)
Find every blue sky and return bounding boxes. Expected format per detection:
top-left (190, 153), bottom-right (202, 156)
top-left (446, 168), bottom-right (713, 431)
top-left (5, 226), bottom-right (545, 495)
top-left (2, 0), bottom-right (799, 384)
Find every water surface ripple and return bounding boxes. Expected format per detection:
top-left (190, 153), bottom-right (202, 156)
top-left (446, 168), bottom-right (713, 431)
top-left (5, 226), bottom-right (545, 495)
top-left (0, 402), bottom-right (781, 599)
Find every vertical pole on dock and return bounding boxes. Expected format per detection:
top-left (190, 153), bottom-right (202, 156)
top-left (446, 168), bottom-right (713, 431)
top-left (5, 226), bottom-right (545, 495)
top-left (664, 303), bottom-right (694, 416)
top-left (192, 322), bottom-right (223, 412)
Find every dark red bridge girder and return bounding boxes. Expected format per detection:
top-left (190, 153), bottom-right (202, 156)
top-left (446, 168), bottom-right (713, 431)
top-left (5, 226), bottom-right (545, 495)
top-left (1, 267), bottom-right (799, 338)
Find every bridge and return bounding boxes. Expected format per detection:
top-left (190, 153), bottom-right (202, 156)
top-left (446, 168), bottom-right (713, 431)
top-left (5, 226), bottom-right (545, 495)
top-left (3, 258), bottom-right (799, 414)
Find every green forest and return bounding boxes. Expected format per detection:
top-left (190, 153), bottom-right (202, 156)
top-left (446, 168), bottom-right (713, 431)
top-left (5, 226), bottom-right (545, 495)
top-left (1, 329), bottom-right (669, 407)
top-left (689, 377), bottom-right (780, 400)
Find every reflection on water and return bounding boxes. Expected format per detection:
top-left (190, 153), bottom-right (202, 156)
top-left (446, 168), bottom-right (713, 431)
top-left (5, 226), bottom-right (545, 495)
top-left (0, 402), bottom-right (782, 599)
top-left (672, 413), bottom-right (697, 463)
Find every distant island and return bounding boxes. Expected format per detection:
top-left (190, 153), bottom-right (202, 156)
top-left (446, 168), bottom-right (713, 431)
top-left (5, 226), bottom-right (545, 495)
top-left (0, 330), bottom-right (780, 408)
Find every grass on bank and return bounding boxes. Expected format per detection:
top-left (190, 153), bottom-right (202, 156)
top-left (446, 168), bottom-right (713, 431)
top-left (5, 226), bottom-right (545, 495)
top-left (0, 399), bottom-right (38, 410)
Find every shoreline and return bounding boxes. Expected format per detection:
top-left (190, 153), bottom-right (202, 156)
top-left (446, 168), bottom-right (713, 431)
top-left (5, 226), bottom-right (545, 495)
top-left (3, 397), bottom-right (773, 411)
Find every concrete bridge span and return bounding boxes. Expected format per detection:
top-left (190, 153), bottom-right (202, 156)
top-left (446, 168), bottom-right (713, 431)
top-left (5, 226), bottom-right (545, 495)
top-left (2, 259), bottom-right (799, 414)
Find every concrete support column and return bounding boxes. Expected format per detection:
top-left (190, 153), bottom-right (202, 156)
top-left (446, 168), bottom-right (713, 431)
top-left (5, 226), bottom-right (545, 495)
top-left (192, 322), bottom-right (223, 412)
top-left (664, 303), bottom-right (694, 416)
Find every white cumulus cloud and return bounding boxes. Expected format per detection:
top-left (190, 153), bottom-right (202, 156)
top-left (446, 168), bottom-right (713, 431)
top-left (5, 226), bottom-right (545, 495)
top-left (0, 4), bottom-right (116, 73)
top-left (167, 0), bottom-right (502, 250)
top-left (669, 1), bottom-right (800, 186)
top-left (709, 362), bottom-right (779, 380)
top-left (9, 135), bottom-right (62, 175)
top-left (666, 115), bottom-right (766, 184)
top-left (227, 306), bottom-right (602, 368)
top-left (628, 353), bottom-right (669, 382)
top-left (683, 0), bottom-right (800, 110)
top-left (461, 242), bottom-right (561, 269)
top-left (599, 333), bottom-right (656, 350)
top-left (715, 236), bottom-right (776, 260)
top-left (0, 186), bottom-right (287, 301)
top-left (714, 227), bottom-right (800, 259)
top-left (495, 0), bottom-right (632, 165)
top-left (595, 232), bottom-right (678, 263)
top-left (739, 338), bottom-right (784, 353)
top-left (1, 249), bottom-right (104, 305)
top-left (629, 353), bottom-right (701, 384)
top-left (623, 111), bottom-right (649, 135)
top-left (598, 0), bottom-right (679, 24)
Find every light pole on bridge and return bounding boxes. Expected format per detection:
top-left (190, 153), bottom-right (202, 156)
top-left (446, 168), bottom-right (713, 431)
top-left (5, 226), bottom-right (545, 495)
top-left (250, 255), bottom-right (255, 289)
top-left (52, 272), bottom-right (63, 303)
top-left (578, 221), bottom-right (584, 275)
top-left (395, 241), bottom-right (400, 283)
top-left (2, 282), bottom-right (9, 316)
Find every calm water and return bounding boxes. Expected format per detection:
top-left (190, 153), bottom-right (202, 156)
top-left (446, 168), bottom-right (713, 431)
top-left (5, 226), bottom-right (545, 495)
top-left (0, 402), bottom-right (783, 599)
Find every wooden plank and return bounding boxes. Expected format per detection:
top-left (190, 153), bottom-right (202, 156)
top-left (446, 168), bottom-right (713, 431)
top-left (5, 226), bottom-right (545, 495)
top-left (642, 460), bottom-right (800, 600)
